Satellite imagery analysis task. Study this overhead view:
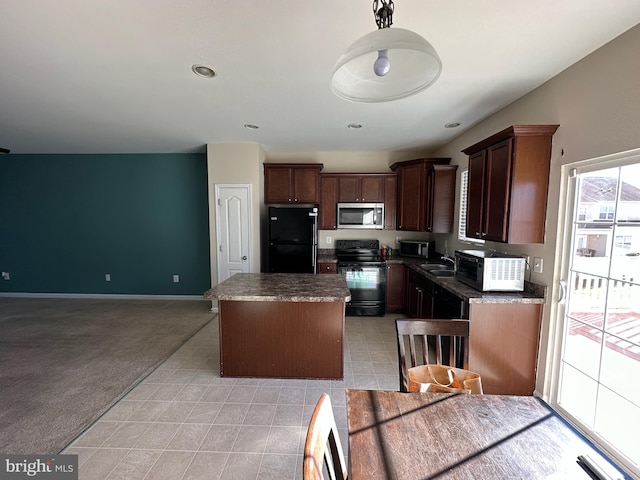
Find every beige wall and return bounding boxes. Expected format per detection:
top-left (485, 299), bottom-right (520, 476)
top-left (430, 24), bottom-right (640, 395)
top-left (206, 143), bottom-right (265, 294)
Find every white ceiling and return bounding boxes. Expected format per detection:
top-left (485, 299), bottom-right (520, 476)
top-left (1, 0), bottom-right (640, 155)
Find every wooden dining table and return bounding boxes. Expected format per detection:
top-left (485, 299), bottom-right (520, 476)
top-left (346, 389), bottom-right (627, 480)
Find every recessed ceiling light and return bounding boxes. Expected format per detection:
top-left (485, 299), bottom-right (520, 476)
top-left (244, 124), bottom-right (259, 130)
top-left (347, 123), bottom-right (362, 129)
top-left (444, 122), bottom-right (461, 128)
top-left (191, 64), bottom-right (216, 78)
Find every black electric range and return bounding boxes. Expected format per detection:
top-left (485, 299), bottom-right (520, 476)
top-left (335, 239), bottom-right (386, 316)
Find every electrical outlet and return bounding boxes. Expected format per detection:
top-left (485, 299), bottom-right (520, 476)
top-left (173, 275), bottom-right (180, 283)
top-left (533, 257), bottom-right (543, 273)
top-left (396, 236), bottom-right (402, 245)
top-left (326, 236), bottom-right (332, 245)
top-left (105, 273), bottom-right (111, 282)
top-left (2, 271), bottom-right (10, 280)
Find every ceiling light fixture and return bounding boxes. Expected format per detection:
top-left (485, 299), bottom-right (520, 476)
top-left (444, 122), bottom-right (461, 128)
top-left (244, 124), bottom-right (259, 130)
top-left (347, 123), bottom-right (362, 129)
top-left (191, 64), bottom-right (216, 78)
top-left (330, 0), bottom-right (442, 103)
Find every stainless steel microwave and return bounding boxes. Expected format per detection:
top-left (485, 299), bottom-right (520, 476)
top-left (454, 250), bottom-right (526, 292)
top-left (336, 203), bottom-right (384, 229)
top-left (398, 240), bottom-right (434, 259)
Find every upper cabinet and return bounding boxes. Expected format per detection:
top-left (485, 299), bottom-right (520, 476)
top-left (390, 158), bottom-right (456, 232)
top-left (426, 164), bottom-right (459, 233)
top-left (462, 125), bottom-right (559, 244)
top-left (319, 173), bottom-right (397, 230)
top-left (338, 175), bottom-right (384, 202)
top-left (383, 175), bottom-right (397, 230)
top-left (264, 163), bottom-right (323, 204)
top-left (319, 175), bottom-right (339, 229)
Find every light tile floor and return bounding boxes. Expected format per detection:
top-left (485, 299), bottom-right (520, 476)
top-left (63, 314), bottom-right (402, 480)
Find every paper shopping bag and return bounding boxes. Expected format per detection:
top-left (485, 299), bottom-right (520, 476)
top-left (408, 364), bottom-right (483, 394)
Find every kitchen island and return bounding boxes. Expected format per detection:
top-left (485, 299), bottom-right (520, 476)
top-left (204, 273), bottom-right (351, 379)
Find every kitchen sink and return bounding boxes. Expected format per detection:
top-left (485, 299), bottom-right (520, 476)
top-left (429, 270), bottom-right (455, 277)
top-left (419, 263), bottom-right (451, 272)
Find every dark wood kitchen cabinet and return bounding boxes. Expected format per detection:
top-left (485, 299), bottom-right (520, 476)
top-left (383, 175), bottom-right (397, 230)
top-left (264, 163), bottom-right (323, 204)
top-left (338, 174), bottom-right (384, 202)
top-left (468, 302), bottom-right (543, 395)
top-left (462, 125), bottom-right (559, 244)
top-left (391, 158), bottom-right (455, 232)
top-left (319, 173), bottom-right (397, 230)
top-left (426, 164), bottom-right (459, 233)
top-left (319, 175), bottom-right (339, 229)
top-left (385, 263), bottom-right (405, 313)
top-left (318, 261), bottom-right (337, 274)
top-left (406, 269), bottom-right (433, 318)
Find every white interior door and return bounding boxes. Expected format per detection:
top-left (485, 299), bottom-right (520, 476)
top-left (215, 184), bottom-right (252, 283)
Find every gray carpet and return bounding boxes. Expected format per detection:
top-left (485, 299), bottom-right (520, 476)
top-left (0, 297), bottom-right (214, 454)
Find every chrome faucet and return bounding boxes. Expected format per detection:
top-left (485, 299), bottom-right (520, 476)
top-left (441, 255), bottom-right (455, 266)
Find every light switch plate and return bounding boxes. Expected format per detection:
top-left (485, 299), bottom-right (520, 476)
top-left (533, 257), bottom-right (543, 273)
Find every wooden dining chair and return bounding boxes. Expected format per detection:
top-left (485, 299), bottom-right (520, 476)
top-left (395, 318), bottom-right (470, 392)
top-left (303, 393), bottom-right (348, 480)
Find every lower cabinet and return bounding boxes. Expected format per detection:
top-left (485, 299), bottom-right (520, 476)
top-left (385, 263), bottom-right (405, 313)
top-left (468, 302), bottom-right (542, 396)
top-left (406, 270), bottom-right (433, 318)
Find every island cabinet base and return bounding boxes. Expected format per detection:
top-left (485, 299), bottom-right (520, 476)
top-left (218, 300), bottom-right (345, 379)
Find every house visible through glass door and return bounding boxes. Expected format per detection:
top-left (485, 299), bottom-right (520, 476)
top-left (554, 157), bottom-right (640, 475)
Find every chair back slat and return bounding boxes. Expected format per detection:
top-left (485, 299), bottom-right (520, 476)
top-left (303, 393), bottom-right (348, 480)
top-left (395, 318), bottom-right (471, 392)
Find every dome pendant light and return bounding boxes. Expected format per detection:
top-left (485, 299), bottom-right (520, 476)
top-left (330, 0), bottom-right (442, 103)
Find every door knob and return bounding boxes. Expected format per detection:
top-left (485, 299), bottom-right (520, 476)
top-left (242, 256), bottom-right (247, 260)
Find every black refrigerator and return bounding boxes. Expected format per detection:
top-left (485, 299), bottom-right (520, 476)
top-left (268, 206), bottom-right (318, 273)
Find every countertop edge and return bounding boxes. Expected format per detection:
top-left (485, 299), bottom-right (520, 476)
top-left (204, 273), bottom-right (351, 303)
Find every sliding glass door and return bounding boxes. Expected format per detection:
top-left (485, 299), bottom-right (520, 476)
top-left (553, 153), bottom-right (640, 475)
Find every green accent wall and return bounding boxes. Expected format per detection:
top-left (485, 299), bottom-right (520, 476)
top-left (0, 153), bottom-right (210, 295)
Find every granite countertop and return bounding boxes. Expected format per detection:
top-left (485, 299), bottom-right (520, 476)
top-left (401, 258), bottom-right (546, 304)
top-left (204, 273), bottom-right (351, 302)
top-left (319, 251), bottom-right (546, 304)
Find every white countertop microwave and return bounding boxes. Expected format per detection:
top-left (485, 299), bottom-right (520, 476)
top-left (337, 203), bottom-right (384, 229)
top-left (454, 250), bottom-right (526, 292)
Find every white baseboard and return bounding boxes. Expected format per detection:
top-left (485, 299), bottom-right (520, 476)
top-left (0, 292), bottom-right (205, 300)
